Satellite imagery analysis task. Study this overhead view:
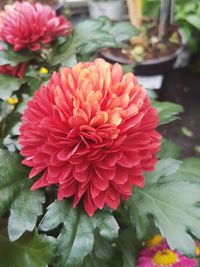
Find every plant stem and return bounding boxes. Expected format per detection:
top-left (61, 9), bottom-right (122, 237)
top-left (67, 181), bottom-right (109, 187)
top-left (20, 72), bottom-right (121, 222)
top-left (158, 0), bottom-right (175, 41)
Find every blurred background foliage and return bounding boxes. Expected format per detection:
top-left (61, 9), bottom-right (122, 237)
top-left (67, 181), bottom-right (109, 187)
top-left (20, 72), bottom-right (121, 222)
top-left (143, 0), bottom-right (200, 53)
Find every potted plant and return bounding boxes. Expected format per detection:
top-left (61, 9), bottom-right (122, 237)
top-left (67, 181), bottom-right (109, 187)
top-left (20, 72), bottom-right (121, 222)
top-left (100, 0), bottom-right (184, 89)
top-left (87, 0), bottom-right (124, 20)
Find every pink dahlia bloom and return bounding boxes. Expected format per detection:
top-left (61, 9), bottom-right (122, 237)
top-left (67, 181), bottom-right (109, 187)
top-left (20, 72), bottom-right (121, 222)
top-left (137, 243), bottom-right (197, 267)
top-left (0, 1), bottom-right (72, 51)
top-left (19, 59), bottom-right (161, 216)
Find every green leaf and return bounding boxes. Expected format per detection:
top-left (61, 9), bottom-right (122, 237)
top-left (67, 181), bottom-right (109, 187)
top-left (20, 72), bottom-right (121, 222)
top-left (0, 149), bottom-right (28, 215)
top-left (16, 94), bottom-right (31, 114)
top-left (185, 15), bottom-right (200, 30)
top-left (93, 230), bottom-right (115, 263)
top-left (24, 66), bottom-right (51, 94)
top-left (0, 229), bottom-right (57, 267)
top-left (128, 159), bottom-right (180, 240)
top-left (0, 75), bottom-right (23, 100)
top-left (117, 228), bottom-right (137, 267)
top-left (129, 159), bottom-right (200, 256)
top-left (51, 18), bottom-right (137, 66)
top-left (162, 157), bottom-right (200, 184)
top-left (24, 75), bottom-right (42, 93)
top-left (0, 42), bottom-right (34, 66)
top-left (158, 138), bottom-right (182, 159)
top-left (51, 20), bottom-right (104, 66)
top-left (83, 254), bottom-right (107, 267)
top-left (110, 21), bottom-right (139, 42)
top-left (198, 257), bottom-right (200, 267)
top-left (122, 64), bottom-right (135, 74)
top-left (1, 112), bottom-right (21, 138)
top-left (128, 200), bottom-right (151, 241)
top-left (144, 159), bottom-right (181, 185)
top-left (8, 190), bottom-right (45, 241)
top-left (0, 149), bottom-right (45, 241)
top-left (152, 100), bottom-right (183, 125)
top-left (39, 200), bottom-right (119, 267)
top-left (92, 211), bottom-right (119, 240)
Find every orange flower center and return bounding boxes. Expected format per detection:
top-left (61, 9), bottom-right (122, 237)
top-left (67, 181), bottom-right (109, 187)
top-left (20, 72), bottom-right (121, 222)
top-left (152, 249), bottom-right (178, 266)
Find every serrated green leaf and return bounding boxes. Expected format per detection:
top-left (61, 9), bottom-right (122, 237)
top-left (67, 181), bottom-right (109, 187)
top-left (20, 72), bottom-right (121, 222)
top-left (39, 200), bottom-right (119, 267)
top-left (0, 149), bottom-right (45, 241)
top-left (8, 190), bottom-right (45, 241)
top-left (129, 159), bottom-right (200, 256)
top-left (0, 75), bottom-right (23, 100)
top-left (162, 157), bottom-right (200, 184)
top-left (158, 138), bottom-right (182, 159)
top-left (144, 159), bottom-right (181, 185)
top-left (0, 229), bottom-right (57, 267)
top-left (152, 100), bottom-right (183, 125)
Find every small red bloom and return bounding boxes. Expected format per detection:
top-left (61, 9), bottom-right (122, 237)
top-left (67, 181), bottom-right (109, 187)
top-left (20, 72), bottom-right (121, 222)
top-left (19, 59), bottom-right (161, 216)
top-left (0, 1), bottom-right (72, 51)
top-left (0, 62), bottom-right (26, 78)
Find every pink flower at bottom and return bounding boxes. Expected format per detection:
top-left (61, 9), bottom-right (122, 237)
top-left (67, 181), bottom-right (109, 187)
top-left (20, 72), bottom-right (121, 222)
top-left (137, 243), bottom-right (197, 267)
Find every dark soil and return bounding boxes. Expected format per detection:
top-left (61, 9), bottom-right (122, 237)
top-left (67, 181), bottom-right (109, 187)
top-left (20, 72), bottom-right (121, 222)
top-left (158, 68), bottom-right (200, 158)
top-left (101, 24), bottom-right (181, 64)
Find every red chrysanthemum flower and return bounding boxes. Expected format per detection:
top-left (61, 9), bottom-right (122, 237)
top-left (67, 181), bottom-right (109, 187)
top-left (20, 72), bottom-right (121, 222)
top-left (0, 46), bottom-right (26, 78)
top-left (0, 1), bottom-right (72, 51)
top-left (19, 59), bottom-right (161, 216)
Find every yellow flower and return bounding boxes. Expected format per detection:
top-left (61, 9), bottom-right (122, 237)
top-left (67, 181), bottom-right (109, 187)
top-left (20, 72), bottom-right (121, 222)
top-left (145, 235), bottom-right (164, 248)
top-left (39, 67), bottom-right (49, 74)
top-left (7, 97), bottom-right (19, 105)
